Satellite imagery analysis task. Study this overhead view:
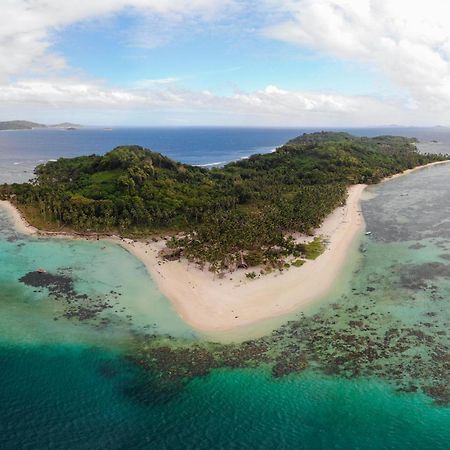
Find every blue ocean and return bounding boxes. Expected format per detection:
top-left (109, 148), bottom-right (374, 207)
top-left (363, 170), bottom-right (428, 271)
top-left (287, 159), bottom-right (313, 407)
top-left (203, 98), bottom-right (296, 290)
top-left (0, 127), bottom-right (450, 449)
top-left (0, 127), bottom-right (303, 183)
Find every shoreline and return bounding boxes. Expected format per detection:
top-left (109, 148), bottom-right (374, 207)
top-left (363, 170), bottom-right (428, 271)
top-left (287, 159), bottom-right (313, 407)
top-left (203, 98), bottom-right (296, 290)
top-left (0, 186), bottom-right (367, 334)
top-left (2, 159), bottom-right (450, 335)
top-left (0, 201), bottom-right (39, 235)
top-left (118, 184), bottom-right (366, 334)
top-left (380, 159), bottom-right (450, 183)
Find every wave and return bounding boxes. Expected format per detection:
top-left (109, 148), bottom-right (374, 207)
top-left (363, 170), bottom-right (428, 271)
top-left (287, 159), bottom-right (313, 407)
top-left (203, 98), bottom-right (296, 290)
top-left (194, 146), bottom-right (278, 168)
top-left (194, 161), bottom-right (228, 168)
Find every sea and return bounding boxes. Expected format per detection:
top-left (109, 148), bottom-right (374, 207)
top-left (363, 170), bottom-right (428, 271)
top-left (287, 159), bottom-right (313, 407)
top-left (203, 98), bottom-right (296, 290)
top-left (0, 127), bottom-right (450, 449)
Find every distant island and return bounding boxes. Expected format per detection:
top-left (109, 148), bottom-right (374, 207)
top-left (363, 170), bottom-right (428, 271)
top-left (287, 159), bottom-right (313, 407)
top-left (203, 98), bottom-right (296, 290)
top-left (0, 120), bottom-right (81, 131)
top-left (51, 122), bottom-right (82, 129)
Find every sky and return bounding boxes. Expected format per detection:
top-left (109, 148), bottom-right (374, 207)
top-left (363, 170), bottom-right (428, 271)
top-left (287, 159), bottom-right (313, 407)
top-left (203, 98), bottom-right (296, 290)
top-left (2, 0), bottom-right (450, 127)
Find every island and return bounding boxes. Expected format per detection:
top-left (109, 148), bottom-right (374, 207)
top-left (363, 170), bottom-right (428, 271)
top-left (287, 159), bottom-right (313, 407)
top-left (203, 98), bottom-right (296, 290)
top-left (0, 120), bottom-right (81, 131)
top-left (1, 131), bottom-right (448, 333)
top-left (0, 120), bottom-right (47, 130)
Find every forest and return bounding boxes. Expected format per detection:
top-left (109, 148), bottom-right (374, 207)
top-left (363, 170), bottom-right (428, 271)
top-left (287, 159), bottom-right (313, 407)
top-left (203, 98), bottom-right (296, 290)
top-left (1, 131), bottom-right (446, 272)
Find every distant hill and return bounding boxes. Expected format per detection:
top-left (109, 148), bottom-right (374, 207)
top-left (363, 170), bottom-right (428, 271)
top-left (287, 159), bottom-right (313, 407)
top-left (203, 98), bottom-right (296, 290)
top-left (0, 120), bottom-right (46, 130)
top-left (0, 120), bottom-right (81, 131)
top-left (49, 122), bottom-right (81, 128)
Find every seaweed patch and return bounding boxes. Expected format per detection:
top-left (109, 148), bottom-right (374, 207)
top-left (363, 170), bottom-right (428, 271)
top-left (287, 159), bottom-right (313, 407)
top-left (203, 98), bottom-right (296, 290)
top-left (19, 270), bottom-right (117, 322)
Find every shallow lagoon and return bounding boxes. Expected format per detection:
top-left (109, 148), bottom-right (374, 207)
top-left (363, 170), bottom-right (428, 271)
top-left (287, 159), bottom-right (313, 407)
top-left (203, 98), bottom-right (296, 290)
top-left (0, 208), bottom-right (196, 347)
top-left (1, 165), bottom-right (450, 449)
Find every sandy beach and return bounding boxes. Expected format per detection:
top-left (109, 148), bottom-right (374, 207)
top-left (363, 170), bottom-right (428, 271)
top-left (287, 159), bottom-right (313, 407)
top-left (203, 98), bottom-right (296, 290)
top-left (2, 159), bottom-right (450, 334)
top-left (118, 183), bottom-right (366, 334)
top-left (116, 160), bottom-right (450, 334)
top-left (0, 201), bottom-right (38, 235)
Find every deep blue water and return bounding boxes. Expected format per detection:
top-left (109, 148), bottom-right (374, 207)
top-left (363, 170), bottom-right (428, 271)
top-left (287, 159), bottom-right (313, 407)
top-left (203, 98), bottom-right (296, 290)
top-left (0, 127), bottom-right (301, 183)
top-left (0, 127), bottom-right (304, 165)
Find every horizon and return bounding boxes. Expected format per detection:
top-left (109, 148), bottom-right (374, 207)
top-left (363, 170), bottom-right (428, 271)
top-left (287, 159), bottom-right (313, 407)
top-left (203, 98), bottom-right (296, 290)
top-left (4, 121), bottom-right (450, 130)
top-left (3, 1), bottom-right (450, 127)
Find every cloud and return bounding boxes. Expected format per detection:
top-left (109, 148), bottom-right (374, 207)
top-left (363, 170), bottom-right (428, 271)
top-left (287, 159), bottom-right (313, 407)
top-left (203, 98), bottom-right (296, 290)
top-left (134, 78), bottom-right (182, 87)
top-left (0, 78), bottom-right (411, 126)
top-left (264, 0), bottom-right (450, 110)
top-left (4, 1), bottom-right (450, 125)
top-left (0, 0), bottom-right (235, 81)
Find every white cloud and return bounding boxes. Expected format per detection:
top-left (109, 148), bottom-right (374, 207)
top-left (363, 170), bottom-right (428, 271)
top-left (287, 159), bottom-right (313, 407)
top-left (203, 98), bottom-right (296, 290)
top-left (0, 0), bottom-right (235, 80)
top-left (134, 78), bottom-right (182, 87)
top-left (0, 78), bottom-right (413, 126)
top-left (4, 0), bottom-right (450, 125)
top-left (264, 0), bottom-right (450, 111)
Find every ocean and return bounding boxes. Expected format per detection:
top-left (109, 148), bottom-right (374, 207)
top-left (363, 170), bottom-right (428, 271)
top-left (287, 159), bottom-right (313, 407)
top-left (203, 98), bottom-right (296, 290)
top-left (0, 127), bottom-right (302, 184)
top-left (0, 127), bottom-right (450, 449)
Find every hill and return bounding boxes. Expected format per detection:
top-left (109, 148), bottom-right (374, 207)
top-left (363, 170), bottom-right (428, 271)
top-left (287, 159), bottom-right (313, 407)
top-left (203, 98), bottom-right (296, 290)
top-left (0, 120), bottom-right (81, 131)
top-left (49, 123), bottom-right (81, 128)
top-left (1, 132), bottom-right (447, 272)
top-left (0, 120), bottom-right (46, 130)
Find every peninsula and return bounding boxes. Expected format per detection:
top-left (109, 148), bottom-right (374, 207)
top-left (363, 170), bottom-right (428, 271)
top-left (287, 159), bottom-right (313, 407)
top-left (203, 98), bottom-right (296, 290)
top-left (1, 132), bottom-right (448, 333)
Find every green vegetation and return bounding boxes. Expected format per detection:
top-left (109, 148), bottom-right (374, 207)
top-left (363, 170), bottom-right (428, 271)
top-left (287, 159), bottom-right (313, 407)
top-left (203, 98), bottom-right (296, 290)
top-left (291, 259), bottom-right (305, 268)
top-left (303, 237), bottom-right (326, 260)
top-left (1, 132), bottom-right (447, 272)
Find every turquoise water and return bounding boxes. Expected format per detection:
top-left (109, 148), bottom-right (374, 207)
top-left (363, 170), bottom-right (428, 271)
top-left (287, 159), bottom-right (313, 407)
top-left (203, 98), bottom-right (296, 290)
top-left (0, 208), bottom-right (195, 346)
top-left (1, 165), bottom-right (450, 449)
top-left (1, 345), bottom-right (448, 450)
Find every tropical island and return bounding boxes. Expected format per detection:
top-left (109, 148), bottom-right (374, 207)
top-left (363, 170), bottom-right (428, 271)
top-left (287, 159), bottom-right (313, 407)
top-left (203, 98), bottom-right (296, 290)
top-left (1, 131), bottom-right (449, 332)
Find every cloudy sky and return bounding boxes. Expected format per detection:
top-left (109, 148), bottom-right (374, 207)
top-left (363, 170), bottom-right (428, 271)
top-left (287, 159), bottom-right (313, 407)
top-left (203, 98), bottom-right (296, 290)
top-left (2, 0), bottom-right (450, 126)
